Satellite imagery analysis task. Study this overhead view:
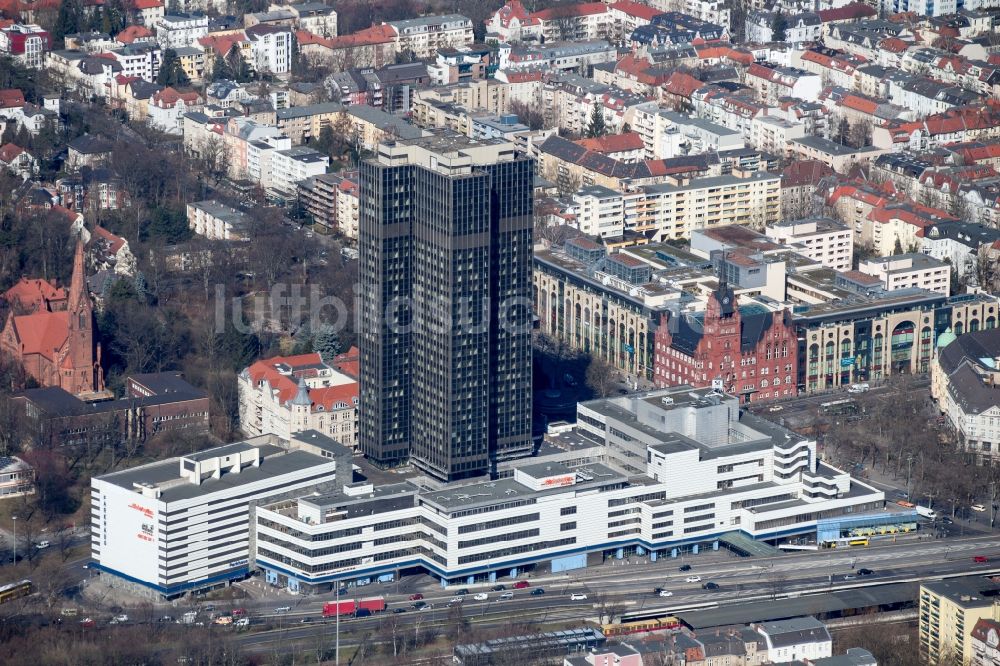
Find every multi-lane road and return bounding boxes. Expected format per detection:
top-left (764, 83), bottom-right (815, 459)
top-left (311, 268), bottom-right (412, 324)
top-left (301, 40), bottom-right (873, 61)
top-left (231, 533), bottom-right (1000, 655)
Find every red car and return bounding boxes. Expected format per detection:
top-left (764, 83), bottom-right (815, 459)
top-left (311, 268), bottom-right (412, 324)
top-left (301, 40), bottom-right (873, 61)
top-left (231, 608), bottom-right (247, 617)
top-left (408, 593), bottom-right (424, 601)
top-left (974, 556), bottom-right (989, 563)
top-left (513, 581), bottom-right (531, 589)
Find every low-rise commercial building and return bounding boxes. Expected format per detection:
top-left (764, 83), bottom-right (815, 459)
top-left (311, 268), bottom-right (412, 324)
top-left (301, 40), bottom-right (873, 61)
top-left (0, 457), bottom-right (34, 499)
top-left (91, 431), bottom-right (350, 598)
top-left (252, 385), bottom-right (883, 592)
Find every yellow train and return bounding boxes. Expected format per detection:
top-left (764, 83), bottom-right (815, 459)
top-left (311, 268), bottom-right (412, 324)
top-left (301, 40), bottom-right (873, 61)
top-left (602, 616), bottom-right (681, 637)
top-left (0, 579), bottom-right (32, 604)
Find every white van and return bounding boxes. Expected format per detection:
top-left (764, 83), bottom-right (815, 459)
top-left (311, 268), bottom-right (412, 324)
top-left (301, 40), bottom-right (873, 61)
top-left (848, 383), bottom-right (870, 393)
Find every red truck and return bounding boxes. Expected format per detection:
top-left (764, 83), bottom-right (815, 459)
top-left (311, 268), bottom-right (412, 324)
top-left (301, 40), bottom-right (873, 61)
top-left (357, 596), bottom-right (386, 613)
top-left (322, 601), bottom-right (356, 618)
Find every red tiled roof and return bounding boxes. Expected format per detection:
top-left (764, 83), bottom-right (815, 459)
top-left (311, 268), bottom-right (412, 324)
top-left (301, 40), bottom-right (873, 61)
top-left (609, 0), bottom-right (663, 21)
top-left (841, 94), bottom-right (879, 114)
top-left (331, 346), bottom-right (360, 379)
top-left (533, 2), bottom-right (608, 21)
top-left (817, 2), bottom-right (876, 22)
top-left (493, 0), bottom-right (532, 28)
top-left (91, 225), bottom-right (126, 254)
top-left (198, 32), bottom-right (246, 57)
top-left (878, 37), bottom-right (909, 53)
top-left (10, 311), bottom-right (69, 361)
top-left (663, 71), bottom-right (702, 98)
top-left (781, 159), bottom-right (833, 187)
top-left (576, 132), bottom-right (644, 154)
top-left (0, 142), bottom-right (25, 163)
top-left (0, 88), bottom-right (24, 108)
top-left (696, 45), bottom-right (754, 64)
top-left (133, 0), bottom-right (163, 8)
top-left (116, 25), bottom-right (153, 44)
top-left (503, 70), bottom-right (544, 83)
top-left (308, 383), bottom-right (358, 411)
top-left (324, 24), bottom-right (396, 49)
top-left (152, 86), bottom-right (201, 106)
top-left (3, 278), bottom-right (66, 312)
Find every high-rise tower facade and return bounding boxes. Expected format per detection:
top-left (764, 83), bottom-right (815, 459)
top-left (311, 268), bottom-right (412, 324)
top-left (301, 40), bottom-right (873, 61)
top-left (359, 133), bottom-right (534, 481)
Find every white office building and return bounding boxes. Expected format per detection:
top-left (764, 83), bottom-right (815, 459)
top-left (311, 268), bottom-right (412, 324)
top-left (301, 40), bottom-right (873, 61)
top-left (253, 386), bottom-right (884, 593)
top-left (91, 432), bottom-right (349, 599)
top-left (858, 253), bottom-right (951, 296)
top-left (766, 217), bottom-right (853, 272)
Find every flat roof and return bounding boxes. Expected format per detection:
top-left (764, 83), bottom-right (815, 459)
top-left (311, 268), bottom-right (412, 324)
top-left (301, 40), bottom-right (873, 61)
top-left (97, 440), bottom-right (331, 503)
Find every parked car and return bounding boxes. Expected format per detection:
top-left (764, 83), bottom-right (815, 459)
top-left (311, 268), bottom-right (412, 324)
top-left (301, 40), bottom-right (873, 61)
top-left (408, 593), bottom-right (424, 601)
top-left (449, 597), bottom-right (464, 605)
top-left (235, 618), bottom-right (250, 627)
top-left (473, 593), bottom-right (488, 601)
top-left (570, 593), bottom-right (588, 601)
top-left (857, 568), bottom-right (875, 576)
top-left (35, 541), bottom-right (50, 550)
top-left (513, 581), bottom-right (531, 589)
top-left (974, 555), bottom-right (989, 563)
top-left (411, 601), bottom-right (426, 610)
top-left (531, 588), bottom-right (545, 596)
top-left (455, 589), bottom-right (468, 596)
top-left (685, 576), bottom-right (701, 583)
top-left (274, 606), bottom-right (290, 613)
top-left (392, 608), bottom-right (406, 614)
top-left (972, 504), bottom-right (986, 512)
top-left (848, 383), bottom-right (870, 393)
top-left (768, 405), bottom-right (784, 412)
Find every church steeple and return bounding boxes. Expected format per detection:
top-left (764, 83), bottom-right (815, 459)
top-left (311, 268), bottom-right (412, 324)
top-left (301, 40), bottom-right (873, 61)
top-left (65, 238), bottom-right (103, 394)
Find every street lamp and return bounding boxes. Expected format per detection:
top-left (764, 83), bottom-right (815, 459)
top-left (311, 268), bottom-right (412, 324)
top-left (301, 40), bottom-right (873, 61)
top-left (11, 515), bottom-right (16, 565)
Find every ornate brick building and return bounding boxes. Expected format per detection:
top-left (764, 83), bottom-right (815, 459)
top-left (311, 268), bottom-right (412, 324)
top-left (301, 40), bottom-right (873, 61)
top-left (1, 241), bottom-right (104, 396)
top-left (653, 281), bottom-right (798, 403)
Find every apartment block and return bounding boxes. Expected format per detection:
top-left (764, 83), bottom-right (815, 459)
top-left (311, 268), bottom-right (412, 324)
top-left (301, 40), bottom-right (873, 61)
top-left (186, 200), bottom-right (250, 240)
top-left (919, 578), bottom-right (1000, 665)
top-left (765, 217), bottom-right (853, 271)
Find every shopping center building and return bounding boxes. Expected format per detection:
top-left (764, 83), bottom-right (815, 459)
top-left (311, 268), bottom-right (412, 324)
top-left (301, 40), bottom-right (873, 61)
top-left (252, 385), bottom-right (886, 593)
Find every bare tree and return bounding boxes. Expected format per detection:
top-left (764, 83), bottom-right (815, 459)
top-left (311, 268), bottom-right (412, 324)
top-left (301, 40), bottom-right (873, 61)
top-left (586, 358), bottom-right (618, 398)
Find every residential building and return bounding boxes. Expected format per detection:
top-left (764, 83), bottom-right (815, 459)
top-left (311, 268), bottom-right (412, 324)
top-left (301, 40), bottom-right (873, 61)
top-left (298, 171), bottom-right (359, 237)
top-left (14, 373), bottom-right (209, 449)
top-left (499, 40), bottom-right (618, 73)
top-left (245, 24), bottom-right (292, 74)
top-left (753, 617), bottom-right (832, 663)
top-left (919, 578), bottom-right (1000, 665)
top-left (746, 11), bottom-right (821, 44)
top-left (89, 225), bottom-right (137, 276)
top-left (0, 457), bottom-right (33, 499)
top-left (971, 618), bottom-right (1000, 666)
top-left (532, 2), bottom-right (614, 42)
top-left (0, 24), bottom-right (50, 68)
top-left (745, 63), bottom-right (822, 104)
top-left (147, 87), bottom-right (202, 135)
top-left (0, 143), bottom-right (37, 179)
top-left (387, 14), bottom-right (473, 59)
top-left (133, 0), bottom-right (165, 26)
top-left (268, 146), bottom-right (329, 198)
top-left (0, 242), bottom-right (104, 398)
top-left (564, 644), bottom-right (643, 666)
top-left (344, 104), bottom-right (425, 151)
top-left (766, 217), bottom-right (853, 271)
top-left (750, 116), bottom-right (807, 157)
top-left (252, 384), bottom-right (884, 592)
top-left (858, 253), bottom-right (951, 296)
top-left (154, 13), bottom-right (208, 49)
top-left (278, 2), bottom-right (338, 37)
top-left (573, 185), bottom-right (625, 238)
top-left (238, 350), bottom-right (360, 448)
top-left (108, 43), bottom-right (163, 82)
top-left (274, 101), bottom-right (343, 145)
top-left (186, 200), bottom-right (250, 240)
top-left (90, 431), bottom-right (350, 599)
top-left (921, 222), bottom-right (1000, 282)
top-left (296, 25), bottom-right (397, 70)
top-left (654, 281), bottom-right (798, 403)
top-left (485, 0), bottom-right (540, 42)
top-left (932, 327), bottom-right (1000, 464)
top-left (359, 133), bottom-right (534, 480)
top-left (788, 136), bottom-right (886, 172)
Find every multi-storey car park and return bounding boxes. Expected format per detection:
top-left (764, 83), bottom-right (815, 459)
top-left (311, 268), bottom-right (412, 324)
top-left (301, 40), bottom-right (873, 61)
top-left (251, 385), bottom-right (888, 593)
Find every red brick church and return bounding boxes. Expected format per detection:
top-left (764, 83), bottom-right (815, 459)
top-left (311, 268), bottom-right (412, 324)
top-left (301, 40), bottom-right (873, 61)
top-left (1, 241), bottom-right (104, 396)
top-left (653, 280), bottom-right (798, 403)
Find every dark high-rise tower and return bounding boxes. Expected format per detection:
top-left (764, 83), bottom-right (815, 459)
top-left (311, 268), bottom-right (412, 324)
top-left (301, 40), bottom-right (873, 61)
top-left (359, 133), bottom-right (534, 482)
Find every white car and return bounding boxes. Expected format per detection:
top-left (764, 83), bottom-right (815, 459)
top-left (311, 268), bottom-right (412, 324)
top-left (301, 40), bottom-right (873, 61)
top-left (685, 576), bottom-right (702, 583)
top-left (768, 405), bottom-right (783, 412)
top-left (972, 504), bottom-right (986, 512)
top-left (499, 592), bottom-right (514, 600)
top-left (449, 597), bottom-right (464, 604)
top-left (473, 593), bottom-right (488, 601)
top-left (35, 541), bottom-right (50, 549)
top-left (570, 593), bottom-right (588, 601)
top-left (659, 590), bottom-right (674, 597)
